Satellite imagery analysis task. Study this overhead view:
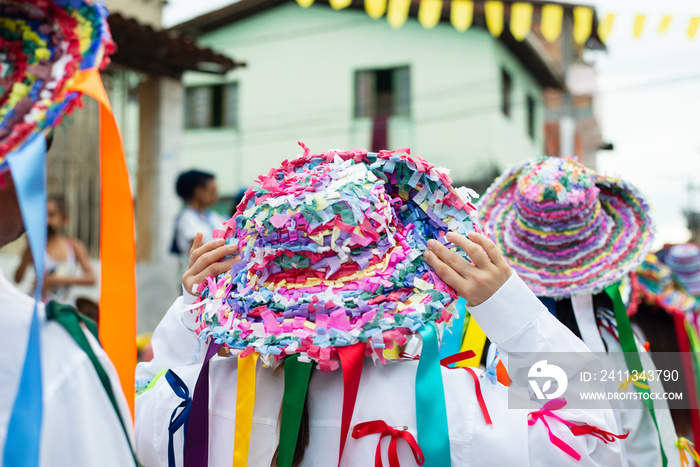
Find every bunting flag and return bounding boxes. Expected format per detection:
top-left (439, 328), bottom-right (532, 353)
top-left (297, 0), bottom-right (700, 44)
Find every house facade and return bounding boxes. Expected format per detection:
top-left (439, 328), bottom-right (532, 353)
top-left (175, 0), bottom-right (564, 197)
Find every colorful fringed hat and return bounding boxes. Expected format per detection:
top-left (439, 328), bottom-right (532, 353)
top-left (477, 156), bottom-right (654, 298)
top-left (192, 147), bottom-right (482, 371)
top-left (661, 244), bottom-right (700, 297)
top-left (0, 0), bottom-right (113, 170)
top-left (629, 253), bottom-right (699, 317)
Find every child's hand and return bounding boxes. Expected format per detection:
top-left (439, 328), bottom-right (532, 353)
top-left (182, 233), bottom-right (240, 296)
top-left (424, 232), bottom-right (512, 306)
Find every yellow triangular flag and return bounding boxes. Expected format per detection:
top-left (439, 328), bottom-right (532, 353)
top-left (510, 2), bottom-right (533, 41)
top-left (633, 14), bottom-right (646, 38)
top-left (485, 1), bottom-right (504, 37)
top-left (541, 4), bottom-right (563, 43)
top-left (365, 0), bottom-right (387, 19)
top-left (418, 0), bottom-right (443, 29)
top-left (689, 17), bottom-right (700, 39)
top-left (598, 12), bottom-right (615, 43)
top-left (572, 6), bottom-right (593, 45)
top-left (451, 0), bottom-right (473, 32)
top-left (296, 0), bottom-right (314, 8)
top-left (387, 0), bottom-right (411, 29)
top-left (330, 0), bottom-right (351, 10)
top-left (658, 15), bottom-right (672, 35)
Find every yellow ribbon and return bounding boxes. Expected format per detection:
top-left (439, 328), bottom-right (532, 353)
top-left (617, 373), bottom-right (649, 392)
top-left (233, 352), bottom-right (260, 466)
top-left (456, 313), bottom-right (487, 368)
top-left (677, 437), bottom-right (700, 467)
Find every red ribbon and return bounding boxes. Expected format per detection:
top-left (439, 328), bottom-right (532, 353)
top-left (352, 420), bottom-right (425, 467)
top-left (337, 342), bottom-right (365, 466)
top-left (528, 398), bottom-right (629, 461)
top-left (440, 350), bottom-right (492, 426)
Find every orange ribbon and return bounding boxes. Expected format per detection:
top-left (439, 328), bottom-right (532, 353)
top-left (69, 69), bottom-right (137, 417)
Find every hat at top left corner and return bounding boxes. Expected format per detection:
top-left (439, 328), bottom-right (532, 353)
top-left (0, 0), bottom-right (114, 170)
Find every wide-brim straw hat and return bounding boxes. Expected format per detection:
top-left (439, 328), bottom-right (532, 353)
top-left (661, 243), bottom-right (700, 297)
top-left (192, 147), bottom-right (482, 371)
top-left (477, 156), bottom-right (654, 298)
top-left (629, 253), bottom-right (698, 316)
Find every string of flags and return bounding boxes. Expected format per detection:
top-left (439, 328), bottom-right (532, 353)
top-left (295, 0), bottom-right (700, 43)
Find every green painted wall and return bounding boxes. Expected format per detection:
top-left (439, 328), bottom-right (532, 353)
top-left (181, 3), bottom-right (545, 195)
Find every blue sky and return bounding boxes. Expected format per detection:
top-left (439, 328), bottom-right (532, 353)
top-left (164, 0), bottom-right (700, 246)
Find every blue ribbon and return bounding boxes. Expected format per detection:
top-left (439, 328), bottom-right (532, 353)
top-left (484, 343), bottom-right (500, 385)
top-left (3, 134), bottom-right (47, 467)
top-left (416, 323), bottom-right (451, 466)
top-left (165, 370), bottom-right (193, 467)
top-left (439, 297), bottom-right (467, 364)
top-left (539, 297), bottom-right (558, 318)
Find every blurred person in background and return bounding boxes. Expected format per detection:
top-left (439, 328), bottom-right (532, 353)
top-left (171, 170), bottom-right (227, 285)
top-left (14, 195), bottom-right (96, 304)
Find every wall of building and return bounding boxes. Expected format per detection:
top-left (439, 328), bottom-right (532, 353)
top-left (105, 0), bottom-right (163, 28)
top-left (180, 3), bottom-right (545, 196)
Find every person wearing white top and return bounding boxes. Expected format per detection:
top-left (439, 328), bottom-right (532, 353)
top-left (0, 171), bottom-right (134, 466)
top-left (135, 233), bottom-right (624, 467)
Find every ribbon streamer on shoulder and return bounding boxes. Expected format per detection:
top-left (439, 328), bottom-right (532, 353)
top-left (416, 323), bottom-right (451, 466)
top-left (571, 294), bottom-right (606, 353)
top-left (233, 352), bottom-right (260, 466)
top-left (165, 370), bottom-right (192, 467)
top-left (69, 68), bottom-right (137, 417)
top-left (337, 342), bottom-right (365, 466)
top-left (3, 135), bottom-right (47, 467)
top-left (441, 350), bottom-right (492, 426)
top-left (605, 283), bottom-right (667, 467)
top-left (277, 354), bottom-right (314, 467)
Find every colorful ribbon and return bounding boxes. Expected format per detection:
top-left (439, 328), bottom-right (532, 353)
top-left (352, 420), bottom-right (425, 467)
top-left (528, 398), bottom-right (628, 461)
top-left (456, 305), bottom-right (487, 368)
top-left (439, 297), bottom-right (468, 361)
top-left (183, 341), bottom-right (222, 467)
top-left (3, 134), bottom-right (47, 467)
top-left (606, 283), bottom-right (668, 467)
top-left (165, 370), bottom-right (192, 467)
top-left (416, 323), bottom-right (451, 466)
top-left (233, 352), bottom-right (259, 466)
top-left (338, 342), bottom-right (365, 466)
top-left (528, 399), bottom-right (582, 461)
top-left (440, 351), bottom-right (492, 426)
top-left (673, 313), bottom-right (700, 444)
top-left (676, 437), bottom-right (700, 467)
top-left (69, 69), bottom-right (137, 417)
top-left (277, 355), bottom-right (313, 467)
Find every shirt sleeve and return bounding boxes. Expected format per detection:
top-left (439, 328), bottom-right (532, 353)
top-left (468, 273), bottom-right (624, 466)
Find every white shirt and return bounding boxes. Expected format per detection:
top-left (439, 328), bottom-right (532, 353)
top-left (175, 206), bottom-right (227, 254)
top-left (0, 271), bottom-right (134, 466)
top-left (136, 274), bottom-right (624, 467)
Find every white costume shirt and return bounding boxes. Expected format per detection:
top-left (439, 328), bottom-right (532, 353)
top-left (135, 274), bottom-right (623, 467)
top-left (175, 206), bottom-right (227, 254)
top-left (0, 271), bottom-right (134, 466)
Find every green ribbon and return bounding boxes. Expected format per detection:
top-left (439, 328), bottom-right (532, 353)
top-left (416, 323), bottom-right (452, 466)
top-left (45, 301), bottom-right (138, 466)
top-left (605, 284), bottom-right (667, 467)
top-left (278, 354), bottom-right (313, 467)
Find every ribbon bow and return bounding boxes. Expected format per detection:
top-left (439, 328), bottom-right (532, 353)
top-left (352, 420), bottom-right (425, 467)
top-left (528, 398), bottom-right (628, 461)
top-left (165, 370), bottom-right (193, 467)
top-left (440, 350), bottom-right (492, 426)
top-left (677, 437), bottom-right (700, 467)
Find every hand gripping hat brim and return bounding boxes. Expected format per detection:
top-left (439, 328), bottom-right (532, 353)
top-left (0, 0), bottom-right (113, 169)
top-left (477, 157), bottom-right (654, 298)
top-left (192, 147), bottom-right (483, 371)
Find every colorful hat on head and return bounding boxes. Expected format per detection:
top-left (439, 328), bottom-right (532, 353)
top-left (661, 244), bottom-right (700, 296)
top-left (477, 156), bottom-right (654, 298)
top-left (192, 147), bottom-right (482, 371)
top-left (628, 253), bottom-right (699, 317)
top-left (0, 0), bottom-right (113, 170)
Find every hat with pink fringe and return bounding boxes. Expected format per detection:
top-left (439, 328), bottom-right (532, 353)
top-left (477, 156), bottom-right (654, 298)
top-left (191, 146), bottom-right (483, 371)
top-left (660, 243), bottom-right (700, 297)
